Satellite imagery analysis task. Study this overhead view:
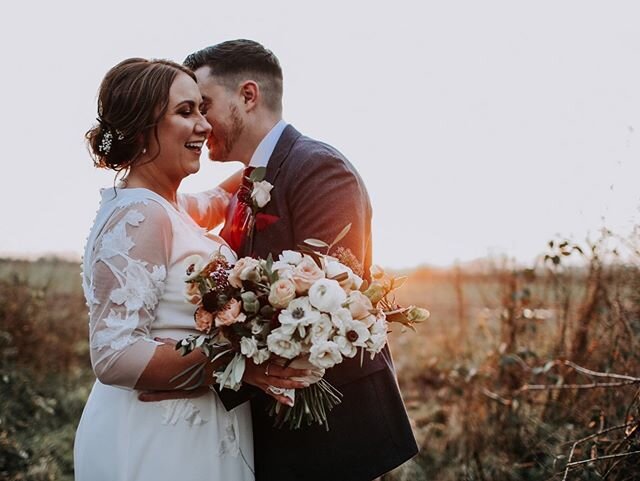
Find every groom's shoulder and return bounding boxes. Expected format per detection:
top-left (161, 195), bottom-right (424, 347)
top-left (288, 133), bottom-right (354, 176)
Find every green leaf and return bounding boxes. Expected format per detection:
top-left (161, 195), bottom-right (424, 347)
top-left (330, 223), bottom-right (352, 248)
top-left (304, 238), bottom-right (330, 248)
top-left (391, 276), bottom-right (408, 290)
top-left (249, 166), bottom-right (267, 182)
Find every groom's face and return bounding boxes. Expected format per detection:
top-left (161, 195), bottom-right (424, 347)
top-left (195, 67), bottom-right (245, 162)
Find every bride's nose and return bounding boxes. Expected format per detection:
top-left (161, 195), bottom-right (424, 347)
top-left (196, 116), bottom-right (212, 136)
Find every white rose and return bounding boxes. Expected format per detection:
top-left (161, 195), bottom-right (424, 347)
top-left (240, 337), bottom-right (259, 358)
top-left (309, 341), bottom-right (343, 369)
top-left (183, 254), bottom-right (206, 281)
top-left (251, 180), bottom-right (274, 208)
top-left (267, 328), bottom-right (303, 359)
top-left (325, 259), bottom-right (350, 279)
top-left (268, 278), bottom-right (297, 309)
top-left (278, 250), bottom-right (303, 265)
top-left (270, 261), bottom-right (294, 280)
top-left (347, 290), bottom-right (374, 320)
top-left (308, 279), bottom-right (347, 313)
top-left (309, 313), bottom-right (334, 344)
top-left (324, 260), bottom-right (362, 291)
top-left (228, 257), bottom-right (262, 288)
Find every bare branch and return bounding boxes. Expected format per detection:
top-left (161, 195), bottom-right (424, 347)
top-left (520, 380), bottom-right (638, 391)
top-left (565, 450), bottom-right (640, 468)
top-left (564, 360), bottom-right (640, 382)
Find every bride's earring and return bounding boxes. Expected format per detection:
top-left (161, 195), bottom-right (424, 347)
top-left (142, 148), bottom-right (147, 154)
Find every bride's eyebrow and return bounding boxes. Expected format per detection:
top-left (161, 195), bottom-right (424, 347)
top-left (174, 100), bottom-right (197, 110)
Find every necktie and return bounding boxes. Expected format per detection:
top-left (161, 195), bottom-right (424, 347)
top-left (220, 167), bottom-right (255, 255)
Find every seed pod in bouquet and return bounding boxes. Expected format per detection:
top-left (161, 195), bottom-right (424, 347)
top-left (241, 291), bottom-right (260, 314)
top-left (362, 283), bottom-right (385, 305)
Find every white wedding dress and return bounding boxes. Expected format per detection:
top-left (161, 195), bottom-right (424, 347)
top-left (74, 186), bottom-right (254, 481)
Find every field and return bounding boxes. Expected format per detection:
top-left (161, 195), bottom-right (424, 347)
top-left (1, 235), bottom-right (639, 480)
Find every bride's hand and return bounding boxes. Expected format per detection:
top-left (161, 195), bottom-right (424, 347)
top-left (138, 386), bottom-right (210, 402)
top-left (243, 359), bottom-right (312, 406)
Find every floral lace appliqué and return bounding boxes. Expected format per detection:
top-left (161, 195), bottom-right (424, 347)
top-left (160, 399), bottom-right (208, 427)
top-left (91, 310), bottom-right (140, 351)
top-left (98, 209), bottom-right (145, 260)
top-left (109, 261), bottom-right (166, 311)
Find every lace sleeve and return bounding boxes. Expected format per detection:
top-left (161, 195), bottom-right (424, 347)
top-left (85, 200), bottom-right (172, 389)
top-left (178, 187), bottom-right (232, 230)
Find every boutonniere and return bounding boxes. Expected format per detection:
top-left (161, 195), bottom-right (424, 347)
top-left (247, 167), bottom-right (273, 211)
top-left (244, 168), bottom-right (280, 247)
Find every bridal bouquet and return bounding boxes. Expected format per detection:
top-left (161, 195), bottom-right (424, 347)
top-left (177, 225), bottom-right (429, 430)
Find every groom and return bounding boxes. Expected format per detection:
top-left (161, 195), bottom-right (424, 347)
top-left (184, 39), bottom-right (418, 481)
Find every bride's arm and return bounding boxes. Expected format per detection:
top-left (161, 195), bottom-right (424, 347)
top-left (178, 169), bottom-right (243, 230)
top-left (86, 201), bottom-right (218, 391)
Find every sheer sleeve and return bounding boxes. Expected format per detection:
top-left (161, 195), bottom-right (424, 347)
top-left (84, 200), bottom-right (172, 389)
top-left (178, 187), bottom-right (232, 230)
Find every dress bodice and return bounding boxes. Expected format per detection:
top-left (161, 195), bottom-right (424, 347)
top-left (81, 186), bottom-right (232, 388)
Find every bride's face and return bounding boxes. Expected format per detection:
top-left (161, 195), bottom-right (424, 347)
top-left (194, 67), bottom-right (245, 162)
top-left (147, 72), bottom-right (212, 179)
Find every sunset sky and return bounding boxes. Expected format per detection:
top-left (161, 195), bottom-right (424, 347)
top-left (1, 0), bottom-right (639, 268)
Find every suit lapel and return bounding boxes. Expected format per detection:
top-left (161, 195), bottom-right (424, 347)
top-left (264, 124), bottom-right (302, 185)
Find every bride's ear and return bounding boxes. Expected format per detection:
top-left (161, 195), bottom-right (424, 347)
top-left (240, 81), bottom-right (259, 111)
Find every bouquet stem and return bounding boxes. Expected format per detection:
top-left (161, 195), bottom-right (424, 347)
top-left (268, 379), bottom-right (343, 431)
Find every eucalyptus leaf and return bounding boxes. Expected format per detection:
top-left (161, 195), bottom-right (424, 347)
top-left (304, 238), bottom-right (330, 248)
top-left (174, 363), bottom-right (205, 390)
top-left (330, 223), bottom-right (352, 248)
top-left (392, 276), bottom-right (408, 289)
top-left (249, 166), bottom-right (267, 182)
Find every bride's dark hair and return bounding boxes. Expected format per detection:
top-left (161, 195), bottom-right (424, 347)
top-left (86, 58), bottom-right (196, 172)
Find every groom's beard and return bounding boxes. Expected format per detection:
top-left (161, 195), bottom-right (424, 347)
top-left (207, 105), bottom-right (244, 162)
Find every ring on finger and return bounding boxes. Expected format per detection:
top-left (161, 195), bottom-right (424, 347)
top-left (267, 385), bottom-right (285, 395)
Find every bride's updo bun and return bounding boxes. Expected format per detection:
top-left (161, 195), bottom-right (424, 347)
top-left (86, 57), bottom-right (196, 171)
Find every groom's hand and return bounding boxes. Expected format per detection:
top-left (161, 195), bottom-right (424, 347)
top-left (243, 359), bottom-right (311, 407)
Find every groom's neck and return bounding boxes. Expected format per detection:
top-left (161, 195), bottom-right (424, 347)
top-left (240, 114), bottom-right (283, 165)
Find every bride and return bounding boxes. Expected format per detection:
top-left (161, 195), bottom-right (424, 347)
top-left (74, 58), bottom-right (305, 481)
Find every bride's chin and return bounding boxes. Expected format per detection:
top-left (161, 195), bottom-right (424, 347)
top-left (186, 159), bottom-right (201, 174)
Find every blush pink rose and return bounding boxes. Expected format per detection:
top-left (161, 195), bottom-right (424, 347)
top-left (215, 298), bottom-right (247, 327)
top-left (228, 258), bottom-right (261, 288)
top-left (195, 308), bottom-right (214, 333)
top-left (347, 290), bottom-right (374, 320)
top-left (291, 256), bottom-right (325, 294)
top-left (268, 278), bottom-right (297, 308)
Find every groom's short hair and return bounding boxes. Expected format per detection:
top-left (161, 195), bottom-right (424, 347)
top-left (184, 39), bottom-right (283, 113)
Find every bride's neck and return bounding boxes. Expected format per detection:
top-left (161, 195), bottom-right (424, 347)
top-left (121, 169), bottom-right (180, 207)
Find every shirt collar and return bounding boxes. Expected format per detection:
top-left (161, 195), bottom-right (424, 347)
top-left (248, 119), bottom-right (288, 168)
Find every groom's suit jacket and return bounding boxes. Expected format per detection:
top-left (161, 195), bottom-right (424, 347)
top-left (221, 125), bottom-right (418, 481)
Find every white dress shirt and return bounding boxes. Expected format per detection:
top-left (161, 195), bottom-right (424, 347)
top-left (248, 119), bottom-right (288, 169)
